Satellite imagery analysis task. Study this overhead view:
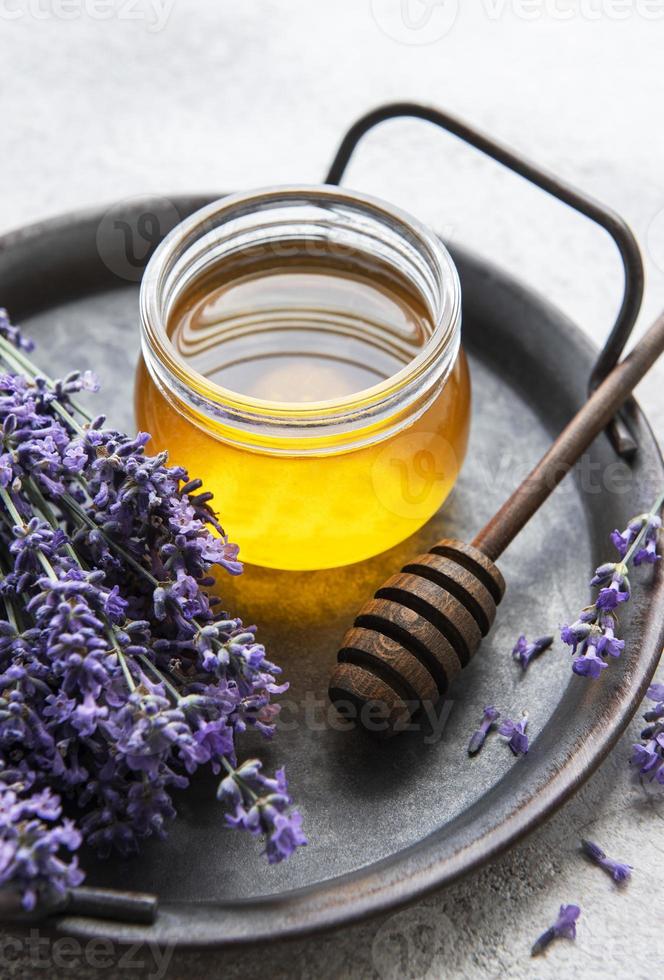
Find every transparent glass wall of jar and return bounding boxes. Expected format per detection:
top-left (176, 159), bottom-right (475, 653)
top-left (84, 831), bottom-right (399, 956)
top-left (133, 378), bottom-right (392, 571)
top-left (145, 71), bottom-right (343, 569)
top-left (137, 187), bottom-right (470, 570)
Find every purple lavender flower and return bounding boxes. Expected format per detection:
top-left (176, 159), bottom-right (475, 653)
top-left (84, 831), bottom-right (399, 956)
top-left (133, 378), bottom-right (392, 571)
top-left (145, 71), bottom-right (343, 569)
top-left (0, 310), bottom-right (305, 908)
top-left (610, 515), bottom-right (647, 556)
top-left (217, 761), bottom-right (306, 864)
top-left (0, 308), bottom-right (34, 352)
top-left (531, 904), bottom-right (580, 957)
top-left (512, 634), bottom-right (553, 671)
top-left (572, 648), bottom-right (608, 679)
top-left (631, 682), bottom-right (664, 784)
top-left (593, 615), bottom-right (625, 659)
top-left (560, 617), bottom-right (592, 654)
top-left (634, 514), bottom-right (662, 565)
top-left (596, 578), bottom-right (630, 611)
top-left (612, 513), bottom-right (662, 565)
top-left (563, 496), bottom-right (663, 677)
top-left (580, 839), bottom-right (632, 883)
top-left (631, 741), bottom-right (661, 776)
top-left (499, 715), bottom-right (529, 756)
top-left (468, 705), bottom-right (500, 755)
top-left (644, 683), bottom-right (664, 723)
top-left (0, 768), bottom-right (83, 911)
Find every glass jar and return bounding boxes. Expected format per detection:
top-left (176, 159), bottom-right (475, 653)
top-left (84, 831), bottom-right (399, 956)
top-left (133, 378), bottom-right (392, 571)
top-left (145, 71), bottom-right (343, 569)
top-left (136, 186), bottom-right (470, 570)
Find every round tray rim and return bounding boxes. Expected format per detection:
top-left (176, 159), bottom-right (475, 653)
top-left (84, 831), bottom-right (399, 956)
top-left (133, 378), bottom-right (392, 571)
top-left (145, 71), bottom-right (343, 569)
top-left (1, 196), bottom-right (662, 948)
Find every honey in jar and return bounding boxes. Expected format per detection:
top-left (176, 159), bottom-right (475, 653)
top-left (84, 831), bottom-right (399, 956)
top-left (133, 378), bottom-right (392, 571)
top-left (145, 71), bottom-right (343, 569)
top-left (137, 188), bottom-right (470, 570)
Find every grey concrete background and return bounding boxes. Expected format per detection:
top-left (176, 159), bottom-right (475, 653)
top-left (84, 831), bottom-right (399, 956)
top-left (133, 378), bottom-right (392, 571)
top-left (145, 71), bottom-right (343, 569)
top-left (1, 3), bottom-right (663, 977)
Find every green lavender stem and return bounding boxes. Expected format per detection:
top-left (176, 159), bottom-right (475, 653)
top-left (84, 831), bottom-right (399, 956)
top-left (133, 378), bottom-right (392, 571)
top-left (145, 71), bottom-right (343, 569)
top-left (0, 334), bottom-right (92, 427)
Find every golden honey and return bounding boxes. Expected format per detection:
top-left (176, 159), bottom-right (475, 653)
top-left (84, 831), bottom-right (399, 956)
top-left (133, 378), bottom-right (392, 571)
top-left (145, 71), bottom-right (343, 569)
top-left (137, 188), bottom-right (469, 570)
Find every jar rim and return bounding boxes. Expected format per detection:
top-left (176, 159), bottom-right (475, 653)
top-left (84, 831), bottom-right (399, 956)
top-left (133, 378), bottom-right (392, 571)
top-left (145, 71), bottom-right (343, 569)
top-left (139, 185), bottom-right (461, 450)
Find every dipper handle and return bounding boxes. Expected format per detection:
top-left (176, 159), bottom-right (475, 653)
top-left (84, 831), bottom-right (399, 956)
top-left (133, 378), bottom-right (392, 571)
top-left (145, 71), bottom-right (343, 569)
top-left (329, 311), bottom-right (664, 735)
top-left (474, 311), bottom-right (664, 561)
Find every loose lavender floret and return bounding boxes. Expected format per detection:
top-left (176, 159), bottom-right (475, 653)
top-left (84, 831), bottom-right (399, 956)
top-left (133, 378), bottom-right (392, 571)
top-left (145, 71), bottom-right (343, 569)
top-left (467, 705), bottom-right (500, 756)
top-left (580, 839), bottom-right (632, 883)
top-left (498, 715), bottom-right (529, 756)
top-left (0, 312), bottom-right (305, 909)
top-left (631, 682), bottom-right (664, 784)
top-left (562, 494), bottom-right (663, 678)
top-left (512, 634), bottom-right (553, 671)
top-left (531, 904), bottom-right (580, 957)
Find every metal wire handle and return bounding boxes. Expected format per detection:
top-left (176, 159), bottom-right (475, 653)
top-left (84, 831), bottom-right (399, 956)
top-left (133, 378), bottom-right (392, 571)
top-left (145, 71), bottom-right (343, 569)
top-left (324, 102), bottom-right (645, 458)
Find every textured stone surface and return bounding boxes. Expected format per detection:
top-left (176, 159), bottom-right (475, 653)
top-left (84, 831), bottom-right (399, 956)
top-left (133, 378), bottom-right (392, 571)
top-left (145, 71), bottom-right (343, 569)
top-left (0, 5), bottom-right (663, 978)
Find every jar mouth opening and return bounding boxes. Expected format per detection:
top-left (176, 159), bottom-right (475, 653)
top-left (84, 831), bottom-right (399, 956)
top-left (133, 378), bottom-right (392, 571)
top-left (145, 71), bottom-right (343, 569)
top-left (139, 185), bottom-right (461, 445)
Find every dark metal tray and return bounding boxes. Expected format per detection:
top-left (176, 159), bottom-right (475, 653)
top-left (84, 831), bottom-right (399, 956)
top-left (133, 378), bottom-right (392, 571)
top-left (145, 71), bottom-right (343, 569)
top-left (0, 195), bottom-right (662, 947)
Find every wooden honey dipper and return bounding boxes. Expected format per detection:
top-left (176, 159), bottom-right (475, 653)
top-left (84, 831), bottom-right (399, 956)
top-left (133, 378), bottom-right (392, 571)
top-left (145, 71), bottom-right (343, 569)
top-left (329, 311), bottom-right (664, 735)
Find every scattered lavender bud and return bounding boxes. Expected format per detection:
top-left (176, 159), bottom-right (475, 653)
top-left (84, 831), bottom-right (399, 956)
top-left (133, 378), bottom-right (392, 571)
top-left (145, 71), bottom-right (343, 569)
top-left (467, 706), bottom-right (500, 756)
top-left (512, 634), bottom-right (553, 671)
top-left (580, 839), bottom-right (632, 883)
top-left (498, 715), bottom-right (529, 756)
top-left (531, 904), bottom-right (581, 957)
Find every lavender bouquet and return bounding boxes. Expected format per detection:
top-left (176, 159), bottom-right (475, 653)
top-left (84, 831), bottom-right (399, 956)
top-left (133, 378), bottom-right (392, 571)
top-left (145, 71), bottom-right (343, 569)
top-left (0, 310), bottom-right (305, 913)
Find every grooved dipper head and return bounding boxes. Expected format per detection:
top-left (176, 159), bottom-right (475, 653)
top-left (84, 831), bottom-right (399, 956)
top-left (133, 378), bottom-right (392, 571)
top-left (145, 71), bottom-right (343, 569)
top-left (328, 540), bottom-right (505, 737)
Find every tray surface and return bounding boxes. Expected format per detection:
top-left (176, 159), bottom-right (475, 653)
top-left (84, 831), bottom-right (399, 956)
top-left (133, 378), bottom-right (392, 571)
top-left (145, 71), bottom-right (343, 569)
top-left (0, 196), bottom-right (662, 946)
